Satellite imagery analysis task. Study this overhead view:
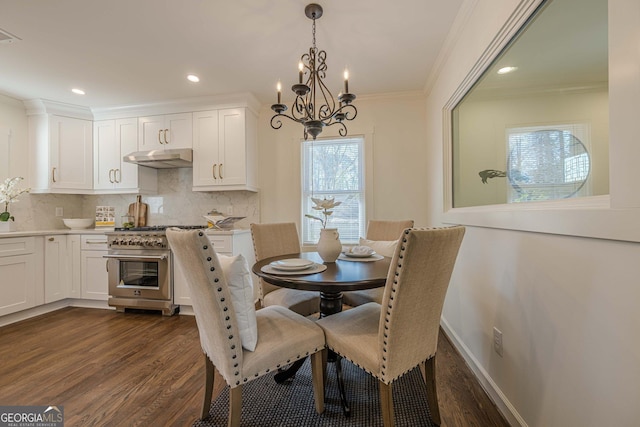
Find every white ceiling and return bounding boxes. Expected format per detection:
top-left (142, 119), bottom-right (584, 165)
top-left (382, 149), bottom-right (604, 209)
top-left (0, 0), bottom-right (464, 110)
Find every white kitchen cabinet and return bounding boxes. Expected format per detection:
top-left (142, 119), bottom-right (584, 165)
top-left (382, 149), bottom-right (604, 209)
top-left (68, 235), bottom-right (81, 299)
top-left (138, 113), bottom-right (192, 151)
top-left (93, 118), bottom-right (157, 193)
top-left (0, 237), bottom-right (39, 316)
top-left (173, 230), bottom-right (256, 307)
top-left (80, 235), bottom-right (109, 301)
top-left (27, 112), bottom-right (93, 193)
top-left (44, 235), bottom-right (69, 303)
top-left (192, 108), bottom-right (258, 192)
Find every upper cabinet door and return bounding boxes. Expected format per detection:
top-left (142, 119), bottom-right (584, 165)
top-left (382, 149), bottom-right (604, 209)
top-left (138, 113), bottom-right (192, 150)
top-left (50, 115), bottom-right (93, 190)
top-left (192, 110), bottom-right (220, 187)
top-left (93, 120), bottom-right (118, 190)
top-left (116, 118), bottom-right (141, 189)
top-left (218, 108), bottom-right (247, 186)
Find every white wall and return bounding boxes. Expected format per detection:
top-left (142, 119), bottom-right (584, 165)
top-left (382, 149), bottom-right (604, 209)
top-left (427, 0), bottom-right (640, 426)
top-left (257, 93), bottom-right (430, 230)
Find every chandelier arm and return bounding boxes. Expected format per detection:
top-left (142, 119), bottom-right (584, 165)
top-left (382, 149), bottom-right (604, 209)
top-left (323, 120), bottom-right (349, 137)
top-left (316, 80), bottom-right (337, 121)
top-left (338, 104), bottom-right (358, 121)
top-left (290, 96), bottom-right (312, 122)
top-left (270, 112), bottom-right (305, 130)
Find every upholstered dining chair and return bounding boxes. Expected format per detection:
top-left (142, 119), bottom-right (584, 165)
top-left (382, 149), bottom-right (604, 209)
top-left (365, 219), bottom-right (415, 241)
top-left (316, 226), bottom-right (465, 426)
top-left (166, 228), bottom-right (325, 426)
top-left (250, 222), bottom-right (320, 316)
top-left (342, 219), bottom-right (414, 307)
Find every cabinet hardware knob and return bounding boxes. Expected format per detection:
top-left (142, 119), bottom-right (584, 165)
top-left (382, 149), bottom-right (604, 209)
top-left (158, 129), bottom-right (163, 144)
top-left (48, 237), bottom-right (55, 241)
top-left (52, 167), bottom-right (57, 183)
top-left (108, 169), bottom-right (114, 183)
top-left (163, 128), bottom-right (170, 144)
top-left (212, 163), bottom-right (218, 179)
top-left (115, 169), bottom-right (121, 183)
top-left (219, 163), bottom-right (223, 179)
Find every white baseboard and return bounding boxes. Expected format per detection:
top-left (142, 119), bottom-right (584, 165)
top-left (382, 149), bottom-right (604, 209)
top-left (178, 305), bottom-right (194, 316)
top-left (440, 317), bottom-right (527, 427)
top-left (0, 300), bottom-right (71, 327)
top-left (0, 299), bottom-right (113, 327)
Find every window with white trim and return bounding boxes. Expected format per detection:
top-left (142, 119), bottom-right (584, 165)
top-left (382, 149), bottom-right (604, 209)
top-left (302, 137), bottom-right (365, 245)
top-left (506, 124), bottom-right (591, 203)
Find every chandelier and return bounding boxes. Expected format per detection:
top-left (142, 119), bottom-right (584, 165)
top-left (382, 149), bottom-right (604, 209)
top-left (270, 3), bottom-right (357, 140)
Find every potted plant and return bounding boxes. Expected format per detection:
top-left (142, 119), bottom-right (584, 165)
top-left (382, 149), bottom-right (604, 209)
top-left (306, 197), bottom-right (342, 262)
top-left (0, 177), bottom-right (30, 232)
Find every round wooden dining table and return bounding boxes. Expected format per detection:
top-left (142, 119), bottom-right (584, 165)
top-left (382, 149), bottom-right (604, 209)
top-left (252, 251), bottom-right (391, 417)
top-left (251, 251), bottom-right (391, 317)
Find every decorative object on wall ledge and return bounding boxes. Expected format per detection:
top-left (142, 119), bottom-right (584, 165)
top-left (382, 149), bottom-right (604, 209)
top-left (270, 3), bottom-right (357, 140)
top-left (478, 169), bottom-right (506, 184)
top-left (0, 176), bottom-right (29, 227)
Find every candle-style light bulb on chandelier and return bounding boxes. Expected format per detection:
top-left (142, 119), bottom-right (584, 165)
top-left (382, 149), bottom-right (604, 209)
top-left (270, 3), bottom-right (357, 140)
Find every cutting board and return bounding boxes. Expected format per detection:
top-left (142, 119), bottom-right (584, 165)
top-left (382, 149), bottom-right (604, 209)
top-left (127, 195), bottom-right (148, 227)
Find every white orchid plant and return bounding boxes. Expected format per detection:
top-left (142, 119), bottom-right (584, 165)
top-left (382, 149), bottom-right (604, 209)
top-left (0, 177), bottom-right (30, 222)
top-left (305, 197), bottom-right (342, 229)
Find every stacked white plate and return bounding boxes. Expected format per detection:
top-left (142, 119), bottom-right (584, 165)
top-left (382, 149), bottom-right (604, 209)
top-left (269, 258), bottom-right (315, 271)
top-left (343, 246), bottom-right (376, 258)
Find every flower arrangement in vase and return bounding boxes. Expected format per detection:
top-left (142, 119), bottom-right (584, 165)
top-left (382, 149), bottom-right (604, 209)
top-left (0, 177), bottom-right (30, 232)
top-left (306, 197), bottom-right (342, 262)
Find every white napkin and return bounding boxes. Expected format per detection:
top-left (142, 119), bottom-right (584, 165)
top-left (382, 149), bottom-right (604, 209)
top-left (347, 245), bottom-right (374, 256)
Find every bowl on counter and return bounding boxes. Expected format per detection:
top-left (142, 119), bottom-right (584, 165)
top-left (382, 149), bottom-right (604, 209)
top-left (62, 218), bottom-right (94, 229)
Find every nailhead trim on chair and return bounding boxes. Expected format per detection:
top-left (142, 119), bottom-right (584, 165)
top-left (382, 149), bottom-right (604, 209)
top-left (379, 228), bottom-right (412, 381)
top-left (198, 230), bottom-right (241, 386)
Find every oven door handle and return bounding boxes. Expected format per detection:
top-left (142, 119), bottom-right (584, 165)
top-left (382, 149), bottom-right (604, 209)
top-left (103, 254), bottom-right (168, 261)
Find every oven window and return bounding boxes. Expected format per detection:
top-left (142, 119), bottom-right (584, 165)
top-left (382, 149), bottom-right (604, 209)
top-left (119, 260), bottom-right (159, 287)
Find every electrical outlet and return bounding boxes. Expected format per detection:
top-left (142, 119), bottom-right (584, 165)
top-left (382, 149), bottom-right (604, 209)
top-left (226, 206), bottom-right (233, 216)
top-left (493, 327), bottom-right (503, 357)
top-left (55, 207), bottom-right (63, 217)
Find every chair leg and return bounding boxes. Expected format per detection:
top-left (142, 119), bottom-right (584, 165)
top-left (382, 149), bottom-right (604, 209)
top-left (201, 354), bottom-right (215, 419)
top-left (228, 385), bottom-right (242, 427)
top-left (321, 348), bottom-right (328, 390)
top-left (310, 352), bottom-right (325, 414)
top-left (421, 356), bottom-right (441, 426)
top-left (379, 380), bottom-right (395, 427)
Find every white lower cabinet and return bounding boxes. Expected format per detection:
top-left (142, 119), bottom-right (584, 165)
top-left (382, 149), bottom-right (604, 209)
top-left (174, 230), bottom-right (255, 307)
top-left (0, 237), bottom-right (39, 316)
top-left (44, 235), bottom-right (69, 303)
top-left (79, 235), bottom-right (109, 301)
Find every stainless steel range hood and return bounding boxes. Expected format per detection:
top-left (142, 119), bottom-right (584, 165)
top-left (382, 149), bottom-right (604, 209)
top-left (123, 148), bottom-right (193, 169)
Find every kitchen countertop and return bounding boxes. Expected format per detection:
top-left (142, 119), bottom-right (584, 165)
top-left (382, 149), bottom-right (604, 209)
top-left (0, 227), bottom-right (250, 238)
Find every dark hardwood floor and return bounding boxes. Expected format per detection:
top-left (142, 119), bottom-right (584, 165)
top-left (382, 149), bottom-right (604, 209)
top-left (0, 307), bottom-right (509, 426)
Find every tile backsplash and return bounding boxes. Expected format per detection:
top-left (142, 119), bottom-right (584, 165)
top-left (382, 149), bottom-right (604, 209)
top-left (7, 169), bottom-right (260, 231)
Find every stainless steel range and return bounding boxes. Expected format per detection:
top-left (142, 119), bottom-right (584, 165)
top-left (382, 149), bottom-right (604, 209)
top-left (105, 225), bottom-right (205, 316)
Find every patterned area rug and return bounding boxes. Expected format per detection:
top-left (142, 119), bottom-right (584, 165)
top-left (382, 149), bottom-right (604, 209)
top-left (193, 358), bottom-right (436, 427)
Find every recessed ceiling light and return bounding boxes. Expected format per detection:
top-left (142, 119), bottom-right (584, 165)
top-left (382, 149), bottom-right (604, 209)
top-left (187, 74), bottom-right (200, 83)
top-left (497, 66), bottom-right (518, 75)
top-left (71, 88), bottom-right (85, 95)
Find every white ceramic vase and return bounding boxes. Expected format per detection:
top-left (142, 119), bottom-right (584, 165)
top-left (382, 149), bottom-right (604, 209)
top-left (317, 228), bottom-right (342, 263)
top-left (0, 221), bottom-right (15, 232)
